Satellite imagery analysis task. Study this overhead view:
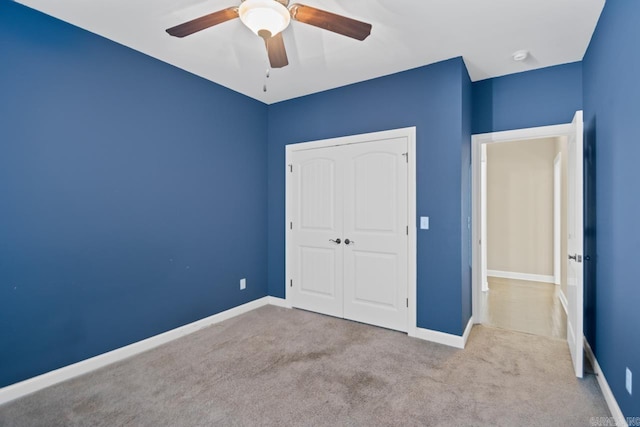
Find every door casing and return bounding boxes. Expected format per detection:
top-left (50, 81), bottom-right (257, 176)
top-left (285, 127), bottom-right (417, 335)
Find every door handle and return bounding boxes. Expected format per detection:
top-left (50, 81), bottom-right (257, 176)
top-left (329, 238), bottom-right (341, 244)
top-left (568, 254), bottom-right (576, 261)
top-left (344, 239), bottom-right (354, 245)
top-left (568, 254), bottom-right (583, 262)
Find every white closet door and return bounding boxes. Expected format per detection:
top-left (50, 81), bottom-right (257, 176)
top-left (288, 135), bottom-right (409, 332)
top-left (342, 138), bottom-right (408, 332)
top-left (289, 148), bottom-right (344, 317)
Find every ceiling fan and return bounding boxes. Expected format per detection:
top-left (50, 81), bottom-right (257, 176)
top-left (166, 0), bottom-right (372, 69)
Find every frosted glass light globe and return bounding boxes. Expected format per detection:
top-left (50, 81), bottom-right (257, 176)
top-left (239, 0), bottom-right (291, 38)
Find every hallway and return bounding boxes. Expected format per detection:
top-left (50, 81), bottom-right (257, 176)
top-left (481, 276), bottom-right (567, 339)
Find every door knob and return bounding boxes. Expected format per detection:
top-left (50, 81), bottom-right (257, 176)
top-left (329, 238), bottom-right (341, 244)
top-left (344, 239), bottom-right (354, 245)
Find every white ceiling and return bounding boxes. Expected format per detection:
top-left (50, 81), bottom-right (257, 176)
top-left (16, 0), bottom-right (605, 104)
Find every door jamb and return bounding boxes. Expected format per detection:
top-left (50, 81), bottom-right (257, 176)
top-left (471, 123), bottom-right (572, 323)
top-left (480, 144), bottom-right (488, 292)
top-left (554, 152), bottom-right (562, 286)
top-left (285, 127), bottom-right (417, 334)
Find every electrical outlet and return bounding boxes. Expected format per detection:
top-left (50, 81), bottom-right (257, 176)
top-left (626, 368), bottom-right (632, 395)
top-left (240, 278), bottom-right (246, 290)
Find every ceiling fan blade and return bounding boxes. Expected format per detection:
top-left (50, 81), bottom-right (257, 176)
top-left (166, 7), bottom-right (239, 38)
top-left (264, 32), bottom-right (289, 68)
top-left (289, 4), bottom-right (372, 41)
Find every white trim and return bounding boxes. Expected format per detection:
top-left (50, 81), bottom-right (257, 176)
top-left (266, 296), bottom-right (291, 308)
top-left (285, 127), bottom-right (417, 335)
top-left (410, 317), bottom-right (474, 349)
top-left (486, 270), bottom-right (555, 284)
top-left (480, 144), bottom-right (488, 292)
top-left (462, 316), bottom-right (474, 346)
top-left (554, 152), bottom-right (562, 285)
top-left (558, 290), bottom-right (568, 315)
top-left (407, 130), bottom-right (418, 338)
top-left (584, 339), bottom-right (628, 427)
top-left (472, 122), bottom-right (576, 324)
top-left (473, 123), bottom-right (572, 145)
top-left (0, 297), bottom-right (274, 405)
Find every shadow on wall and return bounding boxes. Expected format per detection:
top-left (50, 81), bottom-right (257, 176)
top-left (472, 79), bottom-right (493, 135)
top-left (583, 116), bottom-right (597, 349)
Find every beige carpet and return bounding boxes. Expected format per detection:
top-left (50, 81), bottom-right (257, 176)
top-left (0, 305), bottom-right (609, 426)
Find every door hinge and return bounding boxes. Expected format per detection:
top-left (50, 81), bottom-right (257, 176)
top-left (290, 221), bottom-right (293, 230)
top-left (290, 279), bottom-right (293, 288)
top-left (406, 298), bottom-right (408, 308)
top-left (288, 164), bottom-right (293, 173)
top-left (402, 152), bottom-right (408, 163)
top-left (406, 225), bottom-right (409, 235)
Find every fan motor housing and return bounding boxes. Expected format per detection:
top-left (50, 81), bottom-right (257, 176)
top-left (241, 0), bottom-right (289, 6)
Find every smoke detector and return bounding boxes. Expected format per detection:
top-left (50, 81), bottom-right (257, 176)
top-left (512, 50), bottom-right (529, 61)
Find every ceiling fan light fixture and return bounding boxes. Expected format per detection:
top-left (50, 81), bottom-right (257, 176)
top-left (239, 0), bottom-right (291, 38)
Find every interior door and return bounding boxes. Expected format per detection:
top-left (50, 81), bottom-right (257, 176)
top-left (289, 148), bottom-right (344, 318)
top-left (566, 110), bottom-right (584, 378)
top-left (342, 139), bottom-right (408, 332)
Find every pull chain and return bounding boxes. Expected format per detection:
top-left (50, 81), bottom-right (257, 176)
top-left (263, 67), bottom-right (270, 92)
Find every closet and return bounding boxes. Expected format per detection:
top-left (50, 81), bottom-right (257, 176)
top-left (286, 134), bottom-right (409, 332)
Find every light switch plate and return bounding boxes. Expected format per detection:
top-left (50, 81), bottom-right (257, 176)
top-left (240, 278), bottom-right (246, 290)
top-left (420, 216), bottom-right (429, 230)
top-left (626, 367), bottom-right (632, 395)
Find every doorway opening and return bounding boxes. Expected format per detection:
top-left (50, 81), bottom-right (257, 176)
top-left (480, 136), bottom-right (568, 340)
top-left (472, 112), bottom-right (584, 378)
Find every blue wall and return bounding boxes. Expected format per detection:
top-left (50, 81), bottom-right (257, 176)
top-left (267, 58), bottom-right (472, 335)
top-left (472, 62), bottom-right (583, 134)
top-left (0, 0), bottom-right (268, 387)
top-left (583, 0), bottom-right (640, 418)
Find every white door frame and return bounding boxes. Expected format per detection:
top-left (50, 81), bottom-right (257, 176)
top-left (472, 123), bottom-right (573, 323)
top-left (554, 152), bottom-right (562, 286)
top-left (285, 127), bottom-right (417, 334)
top-left (480, 144), bottom-right (488, 292)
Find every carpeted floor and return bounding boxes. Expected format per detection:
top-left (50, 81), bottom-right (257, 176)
top-left (0, 305), bottom-right (609, 426)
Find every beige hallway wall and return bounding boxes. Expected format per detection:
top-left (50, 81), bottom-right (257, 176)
top-left (487, 137), bottom-right (559, 276)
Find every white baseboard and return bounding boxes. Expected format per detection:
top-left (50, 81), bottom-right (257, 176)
top-left (410, 317), bottom-right (474, 349)
top-left (266, 296), bottom-right (291, 308)
top-left (558, 290), bottom-right (568, 315)
top-left (482, 280), bottom-right (489, 292)
top-left (462, 316), bottom-right (474, 346)
top-left (487, 270), bottom-right (555, 284)
top-left (0, 296), bottom-right (274, 406)
top-left (584, 338), bottom-right (628, 427)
